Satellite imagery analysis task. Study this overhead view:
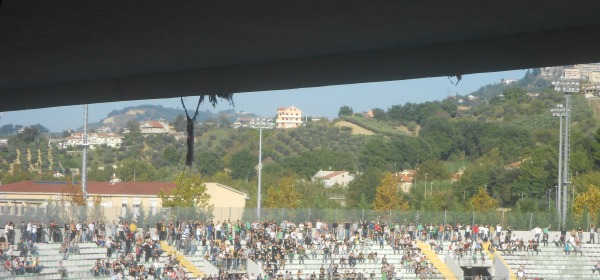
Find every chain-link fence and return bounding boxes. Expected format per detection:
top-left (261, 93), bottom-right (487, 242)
top-left (0, 204), bottom-right (585, 231)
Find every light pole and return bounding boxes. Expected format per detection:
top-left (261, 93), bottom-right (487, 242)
top-left (547, 188), bottom-right (552, 211)
top-left (424, 173), bottom-right (428, 198)
top-left (257, 128), bottom-right (263, 220)
top-left (551, 103), bottom-right (566, 226)
top-left (563, 95), bottom-right (571, 226)
top-left (430, 182), bottom-right (433, 197)
top-left (81, 104), bottom-right (89, 201)
top-left (551, 96), bottom-right (570, 227)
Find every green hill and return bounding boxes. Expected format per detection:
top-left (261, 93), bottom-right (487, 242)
top-left (1, 68), bottom-right (599, 214)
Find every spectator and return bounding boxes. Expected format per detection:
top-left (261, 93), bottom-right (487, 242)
top-left (57, 260), bottom-right (67, 279)
top-left (592, 261), bottom-right (600, 274)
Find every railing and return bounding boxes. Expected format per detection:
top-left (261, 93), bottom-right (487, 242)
top-left (0, 206), bottom-right (573, 231)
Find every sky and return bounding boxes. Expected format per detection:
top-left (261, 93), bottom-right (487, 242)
top-left (1, 70), bottom-right (526, 132)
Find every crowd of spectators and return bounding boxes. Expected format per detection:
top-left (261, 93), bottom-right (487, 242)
top-left (3, 217), bottom-right (600, 280)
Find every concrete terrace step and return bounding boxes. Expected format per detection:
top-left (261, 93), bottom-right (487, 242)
top-left (497, 242), bottom-right (600, 279)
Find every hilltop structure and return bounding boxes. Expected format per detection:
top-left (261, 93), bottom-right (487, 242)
top-left (542, 63), bottom-right (600, 95)
top-left (276, 106), bottom-right (303, 129)
top-left (62, 132), bottom-right (123, 149)
top-left (139, 120), bottom-right (172, 134)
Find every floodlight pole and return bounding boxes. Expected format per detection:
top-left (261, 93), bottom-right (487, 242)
top-left (557, 112), bottom-right (563, 226)
top-left (82, 104), bottom-right (89, 201)
top-left (562, 95), bottom-right (571, 227)
top-left (257, 127), bottom-right (263, 220)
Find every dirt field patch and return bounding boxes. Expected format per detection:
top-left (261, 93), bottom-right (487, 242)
top-left (335, 121), bottom-right (375, 135)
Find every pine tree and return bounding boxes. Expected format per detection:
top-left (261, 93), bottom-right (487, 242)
top-left (136, 202), bottom-right (147, 226)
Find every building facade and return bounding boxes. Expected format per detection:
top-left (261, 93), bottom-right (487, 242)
top-left (275, 106), bottom-right (303, 129)
top-left (0, 180), bottom-right (248, 222)
top-left (311, 170), bottom-right (354, 187)
top-left (63, 132), bottom-right (123, 149)
top-left (139, 120), bottom-right (172, 134)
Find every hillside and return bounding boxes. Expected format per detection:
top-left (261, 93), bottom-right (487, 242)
top-left (90, 105), bottom-right (255, 130)
top-left (1, 69), bottom-right (600, 214)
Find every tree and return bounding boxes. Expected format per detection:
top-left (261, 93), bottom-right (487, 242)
top-left (60, 183), bottom-right (87, 221)
top-left (18, 127), bottom-right (39, 144)
top-left (61, 183), bottom-right (86, 206)
top-left (358, 137), bottom-right (388, 171)
top-left (263, 177), bottom-right (301, 208)
top-left (136, 201), bottom-right (147, 225)
top-left (160, 172), bottom-right (212, 208)
top-left (159, 172), bottom-right (214, 220)
top-left (338, 106), bottom-right (354, 117)
top-left (415, 160), bottom-right (448, 181)
top-left (346, 168), bottom-right (382, 208)
top-left (119, 205), bottom-right (136, 223)
top-left (372, 172), bottom-right (409, 210)
top-left (229, 149), bottom-right (256, 179)
top-left (0, 124), bottom-right (15, 134)
top-left (88, 195), bottom-right (106, 221)
top-left (196, 150), bottom-right (224, 177)
top-left (574, 185), bottom-right (600, 222)
top-left (118, 159), bottom-right (156, 182)
top-left (163, 145), bottom-right (181, 165)
top-left (172, 114), bottom-right (187, 132)
top-left (468, 187), bottom-right (499, 211)
top-left (371, 108), bottom-right (386, 120)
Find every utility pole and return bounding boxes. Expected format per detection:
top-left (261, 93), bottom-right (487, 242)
top-left (81, 105), bottom-right (89, 202)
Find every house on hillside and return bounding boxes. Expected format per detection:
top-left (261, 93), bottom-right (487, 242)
top-left (0, 180), bottom-right (248, 221)
top-left (311, 170), bottom-right (354, 187)
top-left (504, 161), bottom-right (522, 170)
top-left (139, 120), bottom-right (171, 134)
top-left (96, 126), bottom-right (112, 133)
top-left (393, 173), bottom-right (414, 193)
top-left (276, 106), bottom-right (303, 129)
top-left (63, 132), bottom-right (123, 149)
top-left (450, 169), bottom-right (464, 183)
top-left (400, 169), bottom-right (417, 176)
top-left (232, 117), bottom-right (275, 129)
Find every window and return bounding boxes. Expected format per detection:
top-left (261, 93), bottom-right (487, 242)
top-left (133, 198), bottom-right (141, 218)
top-left (150, 198), bottom-right (157, 215)
top-left (121, 199), bottom-right (128, 217)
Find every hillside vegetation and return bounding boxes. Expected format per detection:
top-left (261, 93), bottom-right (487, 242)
top-left (1, 70), bottom-right (600, 215)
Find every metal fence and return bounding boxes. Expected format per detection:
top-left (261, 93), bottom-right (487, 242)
top-left (0, 204), bottom-right (582, 231)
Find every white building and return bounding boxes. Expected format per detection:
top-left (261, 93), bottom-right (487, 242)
top-left (311, 170), bottom-right (354, 188)
top-left (63, 132), bottom-right (123, 149)
top-left (139, 120), bottom-right (171, 134)
top-left (276, 106), bottom-right (303, 129)
top-left (232, 117), bottom-right (275, 129)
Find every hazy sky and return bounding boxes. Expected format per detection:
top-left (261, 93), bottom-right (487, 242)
top-left (1, 70), bottom-right (526, 132)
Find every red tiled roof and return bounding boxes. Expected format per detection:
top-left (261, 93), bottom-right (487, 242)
top-left (400, 175), bottom-right (413, 182)
top-left (504, 161), bottom-right (522, 169)
top-left (321, 171), bottom-right (346, 179)
top-left (0, 180), bottom-right (175, 196)
top-left (142, 121), bottom-right (164, 128)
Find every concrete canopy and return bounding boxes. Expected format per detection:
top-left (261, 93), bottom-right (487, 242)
top-left (2, 1), bottom-right (600, 111)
